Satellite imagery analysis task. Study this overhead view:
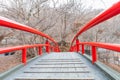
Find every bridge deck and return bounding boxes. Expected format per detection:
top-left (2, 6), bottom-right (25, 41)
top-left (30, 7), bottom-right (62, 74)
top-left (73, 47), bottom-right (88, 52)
top-left (3, 52), bottom-right (109, 80)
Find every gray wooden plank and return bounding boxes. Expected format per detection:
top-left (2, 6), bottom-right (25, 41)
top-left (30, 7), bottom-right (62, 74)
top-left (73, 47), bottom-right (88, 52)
top-left (38, 60), bottom-right (81, 62)
top-left (24, 68), bottom-right (89, 72)
top-left (15, 73), bottom-right (94, 80)
top-left (36, 62), bottom-right (82, 63)
top-left (35, 62), bottom-right (84, 65)
top-left (30, 66), bottom-right (87, 68)
top-left (30, 64), bottom-right (87, 67)
top-left (14, 52), bottom-right (94, 80)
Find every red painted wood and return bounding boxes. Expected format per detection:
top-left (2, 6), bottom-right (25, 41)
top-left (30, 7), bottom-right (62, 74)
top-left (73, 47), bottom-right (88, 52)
top-left (79, 42), bottom-right (120, 52)
top-left (92, 46), bottom-right (97, 64)
top-left (46, 40), bottom-right (50, 53)
top-left (82, 44), bottom-right (85, 55)
top-left (0, 44), bottom-right (48, 54)
top-left (0, 16), bottom-right (60, 50)
top-left (76, 39), bottom-right (80, 52)
top-left (38, 46), bottom-right (42, 55)
top-left (22, 48), bottom-right (27, 65)
top-left (71, 1), bottom-right (120, 46)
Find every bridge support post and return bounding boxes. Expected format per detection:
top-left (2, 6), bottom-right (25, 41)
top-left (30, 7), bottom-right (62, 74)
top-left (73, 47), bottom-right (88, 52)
top-left (38, 46), bottom-right (42, 55)
top-left (73, 46), bottom-right (76, 51)
top-left (22, 48), bottom-right (27, 65)
top-left (46, 40), bottom-right (50, 53)
top-left (76, 39), bottom-right (80, 52)
top-left (51, 46), bottom-right (53, 52)
top-left (51, 45), bottom-right (55, 52)
top-left (53, 47), bottom-right (56, 52)
top-left (57, 48), bottom-right (59, 52)
top-left (74, 45), bottom-right (76, 52)
top-left (92, 46), bottom-right (97, 64)
top-left (82, 44), bottom-right (85, 54)
top-left (54, 47), bottom-right (58, 52)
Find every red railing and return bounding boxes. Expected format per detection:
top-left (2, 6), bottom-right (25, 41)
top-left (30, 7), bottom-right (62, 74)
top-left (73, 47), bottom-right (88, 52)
top-left (70, 1), bottom-right (120, 64)
top-left (0, 16), bottom-right (58, 45)
top-left (0, 16), bottom-right (60, 65)
top-left (77, 42), bottom-right (120, 64)
top-left (0, 44), bottom-right (49, 65)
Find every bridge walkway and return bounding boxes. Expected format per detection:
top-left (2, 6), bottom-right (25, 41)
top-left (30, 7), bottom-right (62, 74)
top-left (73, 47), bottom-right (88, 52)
top-left (3, 52), bottom-right (110, 80)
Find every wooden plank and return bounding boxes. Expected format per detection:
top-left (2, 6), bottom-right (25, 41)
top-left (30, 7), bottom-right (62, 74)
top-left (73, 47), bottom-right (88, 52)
top-left (38, 61), bottom-right (81, 62)
top-left (41, 59), bottom-right (81, 60)
top-left (15, 73), bottom-right (94, 80)
top-left (36, 62), bottom-right (83, 64)
top-left (30, 66), bottom-right (87, 68)
top-left (24, 68), bottom-right (89, 72)
top-left (24, 71), bottom-right (90, 73)
top-left (14, 52), bottom-right (95, 80)
top-left (35, 62), bottom-right (84, 65)
top-left (30, 64), bottom-right (86, 67)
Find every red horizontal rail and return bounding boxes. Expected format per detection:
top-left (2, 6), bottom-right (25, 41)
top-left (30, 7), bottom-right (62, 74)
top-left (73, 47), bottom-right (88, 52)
top-left (70, 1), bottom-right (120, 64)
top-left (79, 42), bottom-right (120, 52)
top-left (77, 42), bottom-right (120, 64)
top-left (0, 44), bottom-right (50, 65)
top-left (71, 1), bottom-right (120, 46)
top-left (0, 44), bottom-right (48, 54)
top-left (0, 16), bottom-right (57, 45)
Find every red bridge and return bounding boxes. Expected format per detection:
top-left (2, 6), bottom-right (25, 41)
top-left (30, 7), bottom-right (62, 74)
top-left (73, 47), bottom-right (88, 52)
top-left (0, 1), bottom-right (120, 80)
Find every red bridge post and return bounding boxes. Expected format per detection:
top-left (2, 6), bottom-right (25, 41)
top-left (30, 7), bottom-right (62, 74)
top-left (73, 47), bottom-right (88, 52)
top-left (38, 46), bottom-right (42, 55)
top-left (22, 48), bottom-right (27, 65)
top-left (69, 47), bottom-right (72, 52)
top-left (51, 46), bottom-right (53, 52)
top-left (46, 40), bottom-right (50, 53)
top-left (82, 44), bottom-right (85, 54)
top-left (76, 38), bottom-right (80, 52)
top-left (92, 46), bottom-right (97, 64)
top-left (73, 46), bottom-right (76, 51)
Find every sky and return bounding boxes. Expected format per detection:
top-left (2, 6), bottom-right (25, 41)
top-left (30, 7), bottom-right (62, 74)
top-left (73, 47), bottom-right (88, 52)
top-left (82, 0), bottom-right (120, 9)
top-left (50, 0), bottom-right (120, 9)
top-left (1, 0), bottom-right (120, 10)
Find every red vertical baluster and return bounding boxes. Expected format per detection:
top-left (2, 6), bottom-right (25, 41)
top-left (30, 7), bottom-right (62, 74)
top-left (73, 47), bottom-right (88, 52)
top-left (92, 46), bottom-right (97, 64)
top-left (53, 46), bottom-right (55, 52)
top-left (56, 47), bottom-right (58, 52)
top-left (54, 47), bottom-right (55, 52)
top-left (38, 46), bottom-right (42, 55)
top-left (46, 40), bottom-right (50, 53)
top-left (51, 46), bottom-right (53, 52)
top-left (57, 47), bottom-right (59, 52)
top-left (76, 39), bottom-right (80, 52)
top-left (82, 44), bottom-right (85, 55)
top-left (58, 47), bottom-right (60, 52)
top-left (22, 48), bottom-right (27, 65)
top-left (73, 45), bottom-right (75, 52)
top-left (74, 46), bottom-right (75, 52)
top-left (73, 46), bottom-right (75, 52)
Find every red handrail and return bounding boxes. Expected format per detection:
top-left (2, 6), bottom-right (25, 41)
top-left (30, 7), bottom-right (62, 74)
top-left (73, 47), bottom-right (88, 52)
top-left (78, 42), bottom-right (120, 64)
top-left (71, 1), bottom-right (120, 46)
top-left (79, 42), bottom-right (120, 52)
top-left (0, 16), bottom-right (60, 65)
top-left (70, 1), bottom-right (120, 64)
top-left (0, 44), bottom-right (48, 54)
top-left (0, 44), bottom-right (49, 65)
top-left (0, 16), bottom-right (58, 46)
